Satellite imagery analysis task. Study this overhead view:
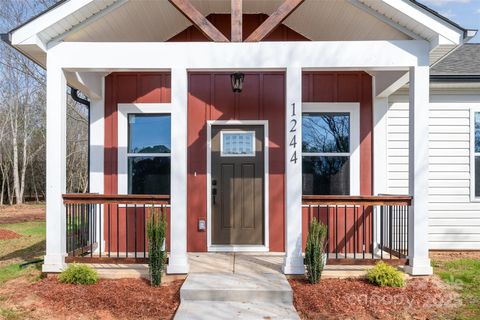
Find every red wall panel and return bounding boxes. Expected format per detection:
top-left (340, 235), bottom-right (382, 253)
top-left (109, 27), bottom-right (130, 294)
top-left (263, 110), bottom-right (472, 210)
top-left (187, 72), bottom-right (286, 252)
top-left (169, 14), bottom-right (309, 42)
top-left (301, 72), bottom-right (374, 251)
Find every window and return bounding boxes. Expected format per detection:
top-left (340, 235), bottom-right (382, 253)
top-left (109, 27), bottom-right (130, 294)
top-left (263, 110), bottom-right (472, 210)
top-left (221, 131), bottom-right (255, 156)
top-left (301, 103), bottom-right (359, 196)
top-left (474, 112), bottom-right (480, 198)
top-left (127, 114), bottom-right (171, 195)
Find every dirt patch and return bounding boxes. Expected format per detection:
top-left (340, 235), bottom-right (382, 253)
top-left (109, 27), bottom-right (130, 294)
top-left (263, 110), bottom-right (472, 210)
top-left (0, 204), bottom-right (45, 224)
top-left (290, 276), bottom-right (461, 320)
top-left (430, 250), bottom-right (480, 261)
top-left (0, 228), bottom-right (22, 240)
top-left (2, 276), bottom-right (182, 320)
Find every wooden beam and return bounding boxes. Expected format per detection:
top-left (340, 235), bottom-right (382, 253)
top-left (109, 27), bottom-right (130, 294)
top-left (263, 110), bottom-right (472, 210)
top-left (245, 0), bottom-right (304, 42)
top-left (231, 0), bottom-right (242, 42)
top-left (169, 0), bottom-right (229, 42)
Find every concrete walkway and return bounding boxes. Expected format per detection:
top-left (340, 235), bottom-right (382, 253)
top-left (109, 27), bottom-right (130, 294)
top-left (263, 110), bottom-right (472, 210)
top-left (174, 253), bottom-right (300, 320)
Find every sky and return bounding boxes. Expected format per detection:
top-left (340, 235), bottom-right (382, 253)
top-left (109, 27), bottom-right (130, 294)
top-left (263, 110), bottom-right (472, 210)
top-left (419, 0), bottom-right (480, 42)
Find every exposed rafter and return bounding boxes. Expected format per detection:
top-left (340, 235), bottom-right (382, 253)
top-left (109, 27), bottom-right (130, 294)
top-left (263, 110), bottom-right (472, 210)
top-left (231, 0), bottom-right (242, 42)
top-left (245, 0), bottom-right (304, 42)
top-left (169, 0), bottom-right (229, 42)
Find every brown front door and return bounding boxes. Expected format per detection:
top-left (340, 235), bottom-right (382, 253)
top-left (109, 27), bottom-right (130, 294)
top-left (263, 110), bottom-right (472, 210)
top-left (211, 125), bottom-right (265, 245)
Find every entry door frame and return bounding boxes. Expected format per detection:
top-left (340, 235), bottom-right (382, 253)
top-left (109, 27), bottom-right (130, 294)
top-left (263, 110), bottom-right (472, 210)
top-left (206, 120), bottom-right (269, 252)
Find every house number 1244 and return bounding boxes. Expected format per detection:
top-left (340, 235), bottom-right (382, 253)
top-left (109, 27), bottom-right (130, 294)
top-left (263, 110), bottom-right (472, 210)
top-left (289, 103), bottom-right (298, 164)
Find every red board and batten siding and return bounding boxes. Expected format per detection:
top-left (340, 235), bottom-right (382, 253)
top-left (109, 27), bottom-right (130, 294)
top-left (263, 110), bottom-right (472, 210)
top-left (301, 72), bottom-right (374, 253)
top-left (187, 72), bottom-right (286, 252)
top-left (104, 73), bottom-right (172, 252)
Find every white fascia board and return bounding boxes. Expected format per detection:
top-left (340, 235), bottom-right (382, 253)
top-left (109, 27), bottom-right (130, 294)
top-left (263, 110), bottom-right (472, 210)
top-left (10, 0), bottom-right (95, 46)
top-left (380, 0), bottom-right (464, 45)
top-left (48, 40), bottom-right (430, 70)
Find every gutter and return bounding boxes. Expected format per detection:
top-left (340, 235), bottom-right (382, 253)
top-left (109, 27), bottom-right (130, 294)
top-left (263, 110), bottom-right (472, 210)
top-left (430, 75), bottom-right (480, 83)
top-left (70, 88), bottom-right (91, 193)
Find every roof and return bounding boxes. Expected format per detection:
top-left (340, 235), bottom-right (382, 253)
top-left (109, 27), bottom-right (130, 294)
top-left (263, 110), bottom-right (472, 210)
top-left (431, 44), bottom-right (480, 82)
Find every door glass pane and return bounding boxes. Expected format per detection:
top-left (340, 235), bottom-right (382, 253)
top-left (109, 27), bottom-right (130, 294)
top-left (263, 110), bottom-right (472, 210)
top-left (302, 113), bottom-right (349, 153)
top-left (302, 156), bottom-right (350, 195)
top-left (221, 131), bottom-right (255, 156)
top-left (128, 157), bottom-right (170, 194)
top-left (128, 114), bottom-right (171, 153)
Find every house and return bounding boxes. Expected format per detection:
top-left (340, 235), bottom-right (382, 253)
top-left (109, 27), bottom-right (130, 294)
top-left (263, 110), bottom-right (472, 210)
top-left (1, 0), bottom-right (477, 276)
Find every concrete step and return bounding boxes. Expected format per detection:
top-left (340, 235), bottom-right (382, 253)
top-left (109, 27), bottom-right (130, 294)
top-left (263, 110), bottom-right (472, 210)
top-left (174, 300), bottom-right (300, 320)
top-left (180, 273), bottom-right (293, 304)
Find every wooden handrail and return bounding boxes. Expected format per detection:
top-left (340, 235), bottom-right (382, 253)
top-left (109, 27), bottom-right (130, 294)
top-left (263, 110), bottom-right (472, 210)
top-left (302, 195), bottom-right (412, 206)
top-left (63, 193), bottom-right (170, 204)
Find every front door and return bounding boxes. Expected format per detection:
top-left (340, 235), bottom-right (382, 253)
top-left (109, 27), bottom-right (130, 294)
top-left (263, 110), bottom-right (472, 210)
top-left (211, 125), bottom-right (265, 245)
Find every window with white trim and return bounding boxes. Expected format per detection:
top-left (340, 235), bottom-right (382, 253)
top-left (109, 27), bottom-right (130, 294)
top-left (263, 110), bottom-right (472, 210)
top-left (127, 114), bottom-right (171, 195)
top-left (302, 112), bottom-right (351, 195)
top-left (474, 112), bottom-right (480, 198)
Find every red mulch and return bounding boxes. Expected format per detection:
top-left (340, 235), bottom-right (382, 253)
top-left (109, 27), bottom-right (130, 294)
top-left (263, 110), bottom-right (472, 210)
top-left (27, 277), bottom-right (182, 320)
top-left (289, 277), bottom-right (461, 320)
top-left (0, 228), bottom-right (22, 240)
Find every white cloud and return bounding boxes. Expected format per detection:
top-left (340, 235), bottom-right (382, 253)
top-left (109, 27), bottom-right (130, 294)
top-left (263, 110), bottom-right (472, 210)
top-left (439, 9), bottom-right (456, 19)
top-left (477, 8), bottom-right (480, 14)
top-left (422, 0), bottom-right (470, 5)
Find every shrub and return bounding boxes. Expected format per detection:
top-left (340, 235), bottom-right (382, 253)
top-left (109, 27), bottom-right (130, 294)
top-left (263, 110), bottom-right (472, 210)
top-left (58, 263), bottom-right (98, 285)
top-left (147, 206), bottom-right (167, 287)
top-left (305, 218), bottom-right (328, 284)
top-left (367, 261), bottom-right (405, 287)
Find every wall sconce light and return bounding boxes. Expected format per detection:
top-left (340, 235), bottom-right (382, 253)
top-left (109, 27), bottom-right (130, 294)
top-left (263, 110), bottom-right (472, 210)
top-left (230, 72), bottom-right (245, 93)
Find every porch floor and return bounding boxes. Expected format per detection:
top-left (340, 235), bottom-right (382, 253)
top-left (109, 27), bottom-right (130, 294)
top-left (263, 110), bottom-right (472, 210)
top-left (87, 253), bottom-right (375, 279)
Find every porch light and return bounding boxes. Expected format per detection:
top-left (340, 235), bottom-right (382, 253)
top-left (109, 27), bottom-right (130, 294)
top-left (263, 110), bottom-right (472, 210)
top-left (230, 72), bottom-right (245, 93)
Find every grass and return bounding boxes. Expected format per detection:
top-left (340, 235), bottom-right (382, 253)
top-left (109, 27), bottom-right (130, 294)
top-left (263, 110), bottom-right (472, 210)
top-left (434, 258), bottom-right (480, 320)
top-left (0, 221), bottom-right (45, 284)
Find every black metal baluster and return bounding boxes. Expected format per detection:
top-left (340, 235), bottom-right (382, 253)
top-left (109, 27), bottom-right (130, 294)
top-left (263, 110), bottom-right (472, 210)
top-left (108, 204), bottom-right (111, 257)
top-left (335, 205), bottom-right (338, 259)
top-left (353, 205), bottom-right (357, 260)
top-left (326, 205), bottom-right (329, 259)
top-left (117, 204), bottom-right (120, 258)
top-left (126, 205), bottom-right (129, 258)
top-left (99, 204), bottom-right (102, 258)
top-left (371, 205), bottom-right (374, 259)
top-left (344, 205), bottom-right (347, 258)
top-left (143, 205), bottom-right (146, 258)
top-left (362, 205), bottom-right (365, 260)
top-left (90, 204), bottom-right (93, 257)
top-left (389, 205), bottom-right (393, 259)
top-left (135, 204), bottom-right (137, 259)
top-left (380, 205), bottom-right (384, 259)
top-left (72, 204), bottom-right (76, 257)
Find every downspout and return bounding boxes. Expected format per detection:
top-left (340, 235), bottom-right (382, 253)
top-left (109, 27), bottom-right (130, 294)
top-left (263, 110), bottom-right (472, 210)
top-left (70, 88), bottom-right (90, 193)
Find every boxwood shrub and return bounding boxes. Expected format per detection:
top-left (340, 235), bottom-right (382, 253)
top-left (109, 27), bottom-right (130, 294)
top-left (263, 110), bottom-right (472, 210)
top-left (58, 263), bottom-right (98, 285)
top-left (367, 261), bottom-right (405, 287)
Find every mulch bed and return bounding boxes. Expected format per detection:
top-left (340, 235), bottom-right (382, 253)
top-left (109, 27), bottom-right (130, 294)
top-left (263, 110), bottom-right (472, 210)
top-left (0, 228), bottom-right (22, 240)
top-left (27, 277), bottom-right (182, 319)
top-left (290, 277), bottom-right (461, 320)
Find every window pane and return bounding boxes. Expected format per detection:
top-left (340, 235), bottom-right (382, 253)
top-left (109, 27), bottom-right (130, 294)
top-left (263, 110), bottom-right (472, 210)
top-left (476, 157), bottom-right (480, 197)
top-left (222, 131), bottom-right (255, 156)
top-left (302, 113), bottom-right (349, 153)
top-left (475, 113), bottom-right (480, 153)
top-left (128, 114), bottom-right (171, 153)
top-left (302, 156), bottom-right (350, 195)
top-left (128, 157), bottom-right (170, 195)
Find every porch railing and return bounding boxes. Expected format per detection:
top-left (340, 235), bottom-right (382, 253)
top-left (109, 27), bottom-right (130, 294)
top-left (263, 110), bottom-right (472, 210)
top-left (302, 195), bottom-right (412, 266)
top-left (63, 193), bottom-right (170, 264)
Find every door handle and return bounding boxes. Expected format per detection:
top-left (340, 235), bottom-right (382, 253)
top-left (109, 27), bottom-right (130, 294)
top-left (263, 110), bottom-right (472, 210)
top-left (212, 188), bottom-right (217, 205)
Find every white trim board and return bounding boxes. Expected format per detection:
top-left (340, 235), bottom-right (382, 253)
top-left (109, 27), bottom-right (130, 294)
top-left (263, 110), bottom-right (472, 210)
top-left (302, 102), bottom-right (361, 196)
top-left (206, 120), bottom-right (269, 252)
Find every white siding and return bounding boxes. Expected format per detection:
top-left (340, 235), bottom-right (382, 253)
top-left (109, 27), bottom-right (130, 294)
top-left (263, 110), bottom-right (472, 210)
top-left (387, 93), bottom-right (480, 249)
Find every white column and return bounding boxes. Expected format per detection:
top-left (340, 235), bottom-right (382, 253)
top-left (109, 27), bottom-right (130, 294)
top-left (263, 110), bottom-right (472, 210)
top-left (167, 67), bottom-right (189, 274)
top-left (89, 80), bottom-right (105, 253)
top-left (283, 66), bottom-right (304, 274)
top-left (405, 66), bottom-right (433, 275)
top-left (42, 64), bottom-right (67, 273)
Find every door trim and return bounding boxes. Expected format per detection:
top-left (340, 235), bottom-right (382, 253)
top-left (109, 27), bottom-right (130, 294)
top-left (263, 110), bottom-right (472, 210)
top-left (206, 120), bottom-right (269, 252)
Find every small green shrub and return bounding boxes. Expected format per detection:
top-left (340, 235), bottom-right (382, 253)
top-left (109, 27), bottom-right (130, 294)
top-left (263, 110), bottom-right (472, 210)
top-left (58, 263), bottom-right (98, 285)
top-left (147, 206), bottom-right (167, 287)
top-left (305, 218), bottom-right (328, 284)
top-left (367, 261), bottom-right (405, 287)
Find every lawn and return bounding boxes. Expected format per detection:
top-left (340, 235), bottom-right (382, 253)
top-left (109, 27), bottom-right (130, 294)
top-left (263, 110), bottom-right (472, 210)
top-left (434, 257), bottom-right (480, 320)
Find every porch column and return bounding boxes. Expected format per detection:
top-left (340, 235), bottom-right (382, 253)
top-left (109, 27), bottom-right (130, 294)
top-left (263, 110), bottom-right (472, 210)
top-left (42, 65), bottom-right (67, 273)
top-left (406, 66), bottom-right (433, 275)
top-left (283, 66), bottom-right (304, 274)
top-left (167, 67), bottom-right (189, 274)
